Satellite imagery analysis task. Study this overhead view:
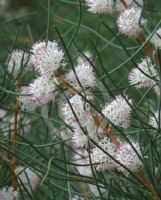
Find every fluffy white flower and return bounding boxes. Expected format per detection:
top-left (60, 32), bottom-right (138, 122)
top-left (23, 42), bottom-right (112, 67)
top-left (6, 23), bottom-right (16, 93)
top-left (102, 95), bottom-right (132, 129)
top-left (16, 166), bottom-right (40, 192)
top-left (0, 187), bottom-right (17, 200)
top-left (72, 116), bottom-right (100, 148)
top-left (72, 149), bottom-right (92, 176)
top-left (31, 41), bottom-right (64, 77)
top-left (151, 27), bottom-right (161, 49)
top-left (85, 0), bottom-right (116, 14)
top-left (58, 126), bottom-right (73, 141)
top-left (90, 138), bottom-right (116, 171)
top-left (20, 76), bottom-right (56, 111)
top-left (149, 111), bottom-right (161, 129)
top-left (154, 85), bottom-right (160, 96)
top-left (72, 130), bottom-right (88, 148)
top-left (116, 0), bottom-right (143, 11)
top-left (117, 7), bottom-right (142, 36)
top-left (61, 94), bottom-right (90, 128)
top-left (128, 58), bottom-right (158, 90)
top-left (115, 141), bottom-right (142, 173)
top-left (61, 95), bottom-right (101, 148)
top-left (65, 62), bottom-right (96, 90)
top-left (6, 49), bottom-right (31, 78)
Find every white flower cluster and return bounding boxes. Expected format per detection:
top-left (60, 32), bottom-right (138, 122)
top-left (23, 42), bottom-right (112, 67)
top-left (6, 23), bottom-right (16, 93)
top-left (102, 95), bottom-right (132, 129)
top-left (117, 8), bottom-right (142, 37)
top-left (150, 27), bottom-right (161, 49)
top-left (0, 166), bottom-right (40, 199)
top-left (85, 0), bottom-right (115, 14)
top-left (19, 40), bottom-right (64, 111)
top-left (72, 149), bottom-right (92, 176)
top-left (61, 94), bottom-right (90, 128)
top-left (65, 62), bottom-right (96, 91)
top-left (31, 41), bottom-right (64, 77)
top-left (149, 111), bottom-right (161, 129)
top-left (85, 0), bottom-right (143, 14)
top-left (6, 49), bottom-right (31, 78)
top-left (72, 116), bottom-right (100, 148)
top-left (85, 0), bottom-right (145, 37)
top-left (90, 138), bottom-right (142, 173)
top-left (20, 76), bottom-right (56, 111)
top-left (115, 141), bottom-right (142, 173)
top-left (16, 166), bottom-right (40, 192)
top-left (90, 138), bottom-right (116, 171)
top-left (128, 57), bottom-right (159, 94)
top-left (0, 187), bottom-right (17, 200)
top-left (61, 94), bottom-right (100, 148)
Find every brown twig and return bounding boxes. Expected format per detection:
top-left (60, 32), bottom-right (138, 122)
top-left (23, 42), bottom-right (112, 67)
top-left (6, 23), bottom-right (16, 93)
top-left (137, 32), bottom-right (156, 60)
top-left (136, 170), bottom-right (160, 200)
top-left (54, 69), bottom-right (76, 96)
top-left (11, 78), bottom-right (20, 200)
top-left (93, 114), bottom-right (120, 149)
top-left (118, 0), bottom-right (156, 60)
top-left (54, 70), bottom-right (120, 148)
top-left (119, 0), bottom-right (128, 9)
top-left (82, 184), bottom-right (89, 199)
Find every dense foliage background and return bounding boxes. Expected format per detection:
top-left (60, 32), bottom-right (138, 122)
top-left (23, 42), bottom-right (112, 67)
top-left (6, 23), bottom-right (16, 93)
top-left (1, 0), bottom-right (161, 199)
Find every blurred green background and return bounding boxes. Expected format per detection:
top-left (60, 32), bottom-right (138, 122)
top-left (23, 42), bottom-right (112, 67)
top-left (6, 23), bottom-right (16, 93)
top-left (1, 0), bottom-right (161, 199)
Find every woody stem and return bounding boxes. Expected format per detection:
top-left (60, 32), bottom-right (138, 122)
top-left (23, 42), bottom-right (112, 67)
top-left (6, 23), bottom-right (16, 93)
top-left (119, 0), bottom-right (128, 9)
top-left (136, 170), bottom-right (160, 200)
top-left (54, 70), bottom-right (120, 148)
top-left (93, 115), bottom-right (120, 149)
top-left (11, 78), bottom-right (20, 199)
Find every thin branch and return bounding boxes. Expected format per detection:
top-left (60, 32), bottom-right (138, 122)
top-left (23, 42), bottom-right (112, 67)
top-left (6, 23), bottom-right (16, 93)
top-left (93, 114), bottom-right (120, 149)
top-left (136, 170), bottom-right (160, 200)
top-left (11, 78), bottom-right (20, 200)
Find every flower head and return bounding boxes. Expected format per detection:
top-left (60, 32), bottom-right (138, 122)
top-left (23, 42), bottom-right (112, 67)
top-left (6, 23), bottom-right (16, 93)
top-left (151, 27), bottom-right (161, 49)
top-left (65, 62), bottom-right (96, 90)
top-left (72, 149), bottom-right (92, 176)
top-left (0, 187), bottom-right (17, 200)
top-left (6, 49), bottom-right (31, 78)
top-left (85, 0), bottom-right (115, 14)
top-left (115, 141), bottom-right (142, 173)
top-left (90, 138), bottom-right (116, 171)
top-left (16, 166), bottom-right (40, 192)
top-left (20, 76), bottom-right (56, 111)
top-left (149, 111), bottom-right (161, 129)
top-left (102, 95), bottom-right (132, 129)
top-left (31, 41), bottom-right (64, 77)
top-left (117, 7), bottom-right (142, 37)
top-left (72, 116), bottom-right (100, 148)
top-left (61, 94), bottom-right (90, 128)
top-left (128, 58), bottom-right (158, 89)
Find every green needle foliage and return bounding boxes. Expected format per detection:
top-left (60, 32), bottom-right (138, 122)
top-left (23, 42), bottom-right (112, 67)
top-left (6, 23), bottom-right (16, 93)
top-left (1, 0), bottom-right (161, 199)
